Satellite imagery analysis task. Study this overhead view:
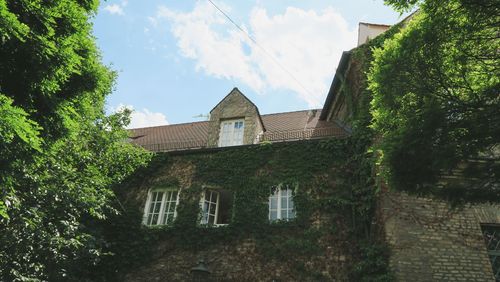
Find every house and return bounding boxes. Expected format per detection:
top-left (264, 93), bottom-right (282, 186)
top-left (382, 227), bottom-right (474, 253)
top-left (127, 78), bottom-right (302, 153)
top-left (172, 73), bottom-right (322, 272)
top-left (118, 20), bottom-right (499, 281)
top-left (120, 86), bottom-right (361, 281)
top-left (320, 20), bottom-right (500, 282)
top-left (128, 88), bottom-right (347, 228)
top-left (120, 87), bottom-right (368, 281)
top-left (129, 88), bottom-right (346, 153)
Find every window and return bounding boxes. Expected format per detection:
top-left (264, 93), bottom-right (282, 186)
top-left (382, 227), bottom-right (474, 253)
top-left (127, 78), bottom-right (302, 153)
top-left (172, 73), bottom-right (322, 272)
top-left (200, 189), bottom-right (233, 225)
top-left (269, 185), bottom-right (295, 221)
top-left (218, 119), bottom-right (245, 147)
top-left (481, 224), bottom-right (500, 281)
top-left (143, 189), bottom-right (180, 226)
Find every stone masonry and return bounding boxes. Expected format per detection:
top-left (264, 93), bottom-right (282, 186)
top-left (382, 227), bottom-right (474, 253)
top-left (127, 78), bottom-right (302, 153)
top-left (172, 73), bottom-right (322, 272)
top-left (121, 152), bottom-right (354, 281)
top-left (124, 238), bottom-right (350, 281)
top-left (382, 191), bottom-right (499, 281)
top-left (207, 88), bottom-right (263, 147)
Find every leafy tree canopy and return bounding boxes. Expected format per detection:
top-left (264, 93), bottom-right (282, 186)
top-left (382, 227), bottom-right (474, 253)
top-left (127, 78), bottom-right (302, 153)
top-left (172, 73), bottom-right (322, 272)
top-left (370, 0), bottom-right (499, 203)
top-left (0, 0), bottom-right (150, 280)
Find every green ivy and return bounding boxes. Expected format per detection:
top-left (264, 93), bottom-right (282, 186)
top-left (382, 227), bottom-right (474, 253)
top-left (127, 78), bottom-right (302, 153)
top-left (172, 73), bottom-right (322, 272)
top-left (84, 133), bottom-right (388, 280)
top-left (88, 16), bottom-right (403, 282)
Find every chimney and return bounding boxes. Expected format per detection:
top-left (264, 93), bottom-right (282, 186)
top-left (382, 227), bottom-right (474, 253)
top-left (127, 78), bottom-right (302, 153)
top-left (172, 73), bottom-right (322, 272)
top-left (357, 22), bottom-right (391, 46)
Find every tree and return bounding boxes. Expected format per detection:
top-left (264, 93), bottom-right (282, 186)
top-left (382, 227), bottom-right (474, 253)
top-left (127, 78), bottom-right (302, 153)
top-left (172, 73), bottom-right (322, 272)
top-left (0, 0), bottom-right (150, 280)
top-left (369, 0), bottom-right (499, 203)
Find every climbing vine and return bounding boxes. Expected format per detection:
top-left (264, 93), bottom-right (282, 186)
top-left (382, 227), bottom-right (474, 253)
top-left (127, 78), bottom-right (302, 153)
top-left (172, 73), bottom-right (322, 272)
top-left (82, 135), bottom-right (387, 280)
top-left (86, 19), bottom-right (404, 282)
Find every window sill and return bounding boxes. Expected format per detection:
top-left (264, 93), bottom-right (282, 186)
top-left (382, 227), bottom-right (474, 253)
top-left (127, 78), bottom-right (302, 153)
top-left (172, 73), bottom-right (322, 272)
top-left (199, 223), bottom-right (229, 228)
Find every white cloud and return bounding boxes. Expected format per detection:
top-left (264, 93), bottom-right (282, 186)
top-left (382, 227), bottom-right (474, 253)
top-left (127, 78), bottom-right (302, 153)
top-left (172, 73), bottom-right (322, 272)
top-left (104, 4), bottom-right (124, 15)
top-left (103, 3), bottom-right (124, 16)
top-left (153, 3), bottom-right (356, 107)
top-left (155, 3), bottom-right (265, 92)
top-left (113, 104), bottom-right (169, 129)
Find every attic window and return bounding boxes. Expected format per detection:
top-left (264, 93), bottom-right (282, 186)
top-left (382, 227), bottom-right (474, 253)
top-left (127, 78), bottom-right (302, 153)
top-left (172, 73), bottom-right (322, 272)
top-left (200, 189), bottom-right (233, 226)
top-left (143, 189), bottom-right (180, 226)
top-left (269, 184), bottom-right (296, 222)
top-left (218, 119), bottom-right (244, 147)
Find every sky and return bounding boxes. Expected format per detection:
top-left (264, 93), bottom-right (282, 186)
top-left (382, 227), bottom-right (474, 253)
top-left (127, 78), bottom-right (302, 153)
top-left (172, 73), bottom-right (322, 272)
top-left (93, 0), bottom-right (406, 128)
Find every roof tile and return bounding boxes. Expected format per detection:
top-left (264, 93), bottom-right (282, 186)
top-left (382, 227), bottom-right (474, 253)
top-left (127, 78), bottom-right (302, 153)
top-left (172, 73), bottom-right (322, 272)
top-left (129, 109), bottom-right (347, 151)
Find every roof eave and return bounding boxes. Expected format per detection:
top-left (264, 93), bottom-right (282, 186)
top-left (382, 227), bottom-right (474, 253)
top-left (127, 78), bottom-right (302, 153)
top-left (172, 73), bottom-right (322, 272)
top-left (319, 51), bottom-right (352, 120)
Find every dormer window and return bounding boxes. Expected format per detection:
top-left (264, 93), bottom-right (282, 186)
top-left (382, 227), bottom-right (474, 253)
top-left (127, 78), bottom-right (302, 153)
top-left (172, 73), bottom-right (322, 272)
top-left (218, 119), bottom-right (244, 147)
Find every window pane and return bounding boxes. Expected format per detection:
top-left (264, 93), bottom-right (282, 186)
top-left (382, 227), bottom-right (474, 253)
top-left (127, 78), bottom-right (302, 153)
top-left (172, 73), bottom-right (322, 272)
top-left (201, 190), bottom-right (220, 224)
top-left (154, 202), bottom-right (161, 213)
top-left (151, 214), bottom-right (159, 224)
top-left (281, 208), bottom-right (288, 218)
top-left (219, 120), bottom-right (244, 147)
top-left (210, 202), bottom-right (217, 215)
top-left (270, 210), bottom-right (278, 221)
top-left (156, 192), bottom-right (164, 201)
top-left (148, 200), bottom-right (155, 213)
top-left (203, 202), bottom-right (210, 213)
top-left (162, 190), bottom-right (178, 225)
top-left (233, 122), bottom-right (244, 145)
top-left (166, 201), bottom-right (174, 213)
top-left (281, 196), bottom-right (288, 209)
top-left (481, 224), bottom-right (500, 281)
top-left (164, 201), bottom-right (172, 215)
top-left (270, 197), bottom-right (277, 209)
top-left (268, 187), bottom-right (296, 222)
top-left (145, 190), bottom-right (180, 226)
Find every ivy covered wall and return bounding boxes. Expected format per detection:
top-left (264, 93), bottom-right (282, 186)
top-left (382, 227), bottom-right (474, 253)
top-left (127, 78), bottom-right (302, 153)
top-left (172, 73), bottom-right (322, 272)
top-left (88, 136), bottom-right (390, 281)
top-left (95, 13), bottom-right (500, 282)
top-left (345, 16), bottom-right (499, 282)
top-left (88, 22), bottom-right (403, 282)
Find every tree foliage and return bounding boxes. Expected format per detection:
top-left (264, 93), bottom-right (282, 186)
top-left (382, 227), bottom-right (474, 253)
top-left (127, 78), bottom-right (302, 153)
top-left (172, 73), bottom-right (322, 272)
top-left (370, 0), bottom-right (499, 202)
top-left (0, 0), bottom-right (150, 280)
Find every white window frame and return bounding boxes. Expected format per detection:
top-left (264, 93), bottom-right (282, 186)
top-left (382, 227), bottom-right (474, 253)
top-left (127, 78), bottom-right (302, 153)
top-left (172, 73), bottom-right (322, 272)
top-left (269, 184), bottom-right (296, 222)
top-left (200, 189), bottom-right (221, 225)
top-left (218, 119), bottom-right (245, 147)
top-left (143, 188), bottom-right (180, 226)
top-left (199, 188), bottom-right (233, 227)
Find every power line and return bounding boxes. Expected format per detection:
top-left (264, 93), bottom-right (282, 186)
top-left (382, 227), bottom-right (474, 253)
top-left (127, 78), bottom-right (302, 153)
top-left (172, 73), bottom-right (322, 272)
top-left (206, 0), bottom-right (316, 99)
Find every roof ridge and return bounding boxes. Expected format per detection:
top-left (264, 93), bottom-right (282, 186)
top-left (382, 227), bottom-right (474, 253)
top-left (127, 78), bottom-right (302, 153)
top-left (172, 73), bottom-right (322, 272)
top-left (129, 120), bottom-right (209, 130)
top-left (129, 108), bottom-right (326, 131)
top-left (358, 22), bottom-right (392, 27)
top-left (261, 108), bottom-right (322, 117)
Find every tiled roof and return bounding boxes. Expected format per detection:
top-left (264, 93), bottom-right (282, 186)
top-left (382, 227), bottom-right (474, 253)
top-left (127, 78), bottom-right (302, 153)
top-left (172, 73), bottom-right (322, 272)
top-left (261, 109), bottom-right (330, 131)
top-left (129, 109), bottom-right (347, 152)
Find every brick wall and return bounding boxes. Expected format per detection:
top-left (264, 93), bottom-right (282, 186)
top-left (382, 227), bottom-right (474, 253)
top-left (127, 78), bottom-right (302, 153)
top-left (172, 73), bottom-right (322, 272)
top-left (382, 191), bottom-right (499, 281)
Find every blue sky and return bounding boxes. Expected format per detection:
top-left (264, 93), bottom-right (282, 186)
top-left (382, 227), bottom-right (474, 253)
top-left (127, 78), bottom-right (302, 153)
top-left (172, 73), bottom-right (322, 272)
top-left (93, 0), bottom-right (405, 128)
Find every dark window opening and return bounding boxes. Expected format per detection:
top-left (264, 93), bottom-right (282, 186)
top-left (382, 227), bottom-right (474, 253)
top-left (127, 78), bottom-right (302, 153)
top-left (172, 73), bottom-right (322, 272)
top-left (481, 223), bottom-right (500, 281)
